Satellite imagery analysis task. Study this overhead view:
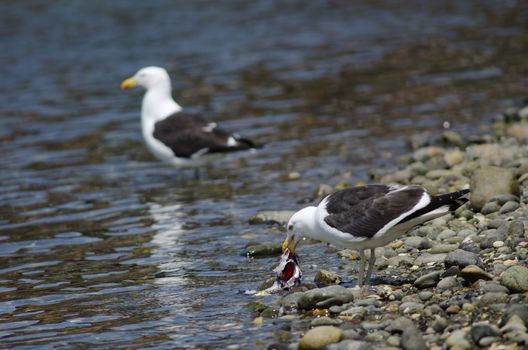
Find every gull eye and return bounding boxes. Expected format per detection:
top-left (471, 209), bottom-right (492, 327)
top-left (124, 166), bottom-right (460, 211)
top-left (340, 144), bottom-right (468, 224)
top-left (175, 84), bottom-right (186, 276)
top-left (287, 224), bottom-right (293, 231)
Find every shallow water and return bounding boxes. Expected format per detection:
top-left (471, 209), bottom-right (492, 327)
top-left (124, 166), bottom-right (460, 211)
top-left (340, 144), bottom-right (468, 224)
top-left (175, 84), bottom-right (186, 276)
top-left (1, 1), bottom-right (527, 348)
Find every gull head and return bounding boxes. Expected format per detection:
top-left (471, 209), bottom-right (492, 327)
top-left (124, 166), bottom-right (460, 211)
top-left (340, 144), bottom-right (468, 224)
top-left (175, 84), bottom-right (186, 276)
top-left (121, 66), bottom-right (171, 91)
top-left (282, 206), bottom-right (317, 254)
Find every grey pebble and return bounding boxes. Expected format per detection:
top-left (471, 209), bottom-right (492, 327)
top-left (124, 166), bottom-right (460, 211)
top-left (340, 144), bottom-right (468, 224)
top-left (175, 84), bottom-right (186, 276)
top-left (445, 249), bottom-right (480, 269)
top-left (500, 200), bottom-right (520, 214)
top-left (470, 323), bottom-right (500, 343)
top-left (401, 327), bottom-right (427, 350)
top-left (297, 285), bottom-right (356, 310)
top-left (436, 276), bottom-right (458, 290)
top-left (481, 201), bottom-right (501, 214)
top-left (413, 271), bottom-right (441, 289)
top-left (479, 292), bottom-right (509, 306)
top-left (500, 265), bottom-right (528, 293)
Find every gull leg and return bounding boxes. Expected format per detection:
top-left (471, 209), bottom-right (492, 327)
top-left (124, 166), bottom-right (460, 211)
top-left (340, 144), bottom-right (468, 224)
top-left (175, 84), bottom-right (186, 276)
top-left (357, 250), bottom-right (366, 287)
top-left (194, 167), bottom-right (201, 180)
top-left (365, 248), bottom-right (376, 285)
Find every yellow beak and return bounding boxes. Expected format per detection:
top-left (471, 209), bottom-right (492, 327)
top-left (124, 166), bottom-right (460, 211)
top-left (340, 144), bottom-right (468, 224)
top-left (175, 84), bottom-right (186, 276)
top-left (120, 77), bottom-right (138, 89)
top-left (282, 235), bottom-right (298, 254)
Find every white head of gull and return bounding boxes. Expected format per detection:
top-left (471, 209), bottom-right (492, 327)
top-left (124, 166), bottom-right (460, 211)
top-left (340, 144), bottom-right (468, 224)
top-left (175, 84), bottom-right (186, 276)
top-left (121, 66), bottom-right (259, 168)
top-left (282, 184), bottom-right (469, 286)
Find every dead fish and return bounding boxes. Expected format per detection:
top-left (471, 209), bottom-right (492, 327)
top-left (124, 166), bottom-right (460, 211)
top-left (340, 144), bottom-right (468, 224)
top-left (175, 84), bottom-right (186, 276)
top-left (245, 248), bottom-right (302, 295)
top-left (272, 248), bottom-right (302, 289)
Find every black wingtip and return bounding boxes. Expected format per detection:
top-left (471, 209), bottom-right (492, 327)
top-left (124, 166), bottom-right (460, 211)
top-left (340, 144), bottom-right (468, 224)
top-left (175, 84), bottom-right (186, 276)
top-left (238, 137), bottom-right (264, 149)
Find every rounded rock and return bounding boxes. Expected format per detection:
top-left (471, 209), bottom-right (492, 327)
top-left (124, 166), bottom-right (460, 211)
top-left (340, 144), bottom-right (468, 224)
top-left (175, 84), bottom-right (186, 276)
top-left (299, 326), bottom-right (343, 350)
top-left (460, 265), bottom-right (493, 283)
top-left (499, 201), bottom-right (520, 214)
top-left (500, 265), bottom-right (528, 293)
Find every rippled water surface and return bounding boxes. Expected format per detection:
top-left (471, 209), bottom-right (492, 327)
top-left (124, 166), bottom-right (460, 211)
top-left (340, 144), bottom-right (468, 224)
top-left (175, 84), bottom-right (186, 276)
top-left (1, 1), bottom-right (527, 348)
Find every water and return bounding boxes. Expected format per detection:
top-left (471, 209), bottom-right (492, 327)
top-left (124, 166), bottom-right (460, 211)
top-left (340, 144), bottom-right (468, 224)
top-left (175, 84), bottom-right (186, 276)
top-left (1, 0), bottom-right (527, 348)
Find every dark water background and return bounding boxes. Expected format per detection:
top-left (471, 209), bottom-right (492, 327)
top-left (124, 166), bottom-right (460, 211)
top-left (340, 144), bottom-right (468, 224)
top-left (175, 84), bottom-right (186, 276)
top-left (1, 1), bottom-right (527, 348)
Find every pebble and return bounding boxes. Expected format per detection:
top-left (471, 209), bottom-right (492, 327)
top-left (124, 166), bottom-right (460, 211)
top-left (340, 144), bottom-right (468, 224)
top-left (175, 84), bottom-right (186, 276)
top-left (413, 271), bottom-right (441, 289)
top-left (399, 302), bottom-right (424, 314)
top-left (445, 329), bottom-right (471, 349)
top-left (429, 244), bottom-right (458, 254)
top-left (445, 304), bottom-right (461, 314)
top-left (492, 240), bottom-right (505, 248)
top-left (499, 265), bottom-right (528, 292)
top-left (400, 327), bottom-right (427, 350)
top-left (469, 166), bottom-right (520, 210)
top-left (460, 265), bottom-right (493, 283)
top-left (297, 285), bottom-right (357, 310)
top-left (327, 340), bottom-right (371, 350)
top-left (248, 210), bottom-right (295, 225)
top-left (310, 316), bottom-right (343, 327)
top-left (299, 326), bottom-right (343, 350)
top-left (436, 276), bottom-right (458, 291)
top-left (314, 269), bottom-right (342, 287)
top-left (502, 304), bottom-right (528, 327)
top-left (509, 219), bottom-right (525, 237)
top-left (481, 201), bottom-right (501, 214)
top-left (470, 323), bottom-right (500, 344)
top-left (418, 291), bottom-right (433, 301)
top-left (500, 200), bottom-right (520, 214)
top-left (245, 243), bottom-right (282, 257)
top-left (479, 292), bottom-right (509, 306)
top-left (444, 249), bottom-right (480, 269)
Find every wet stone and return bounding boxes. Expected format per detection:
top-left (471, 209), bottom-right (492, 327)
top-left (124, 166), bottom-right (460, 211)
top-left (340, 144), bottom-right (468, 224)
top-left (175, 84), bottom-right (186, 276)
top-left (297, 285), bottom-right (356, 310)
top-left (326, 340), bottom-right (371, 350)
top-left (481, 201), bottom-right (501, 215)
top-left (469, 167), bottom-right (520, 210)
top-left (470, 323), bottom-right (500, 344)
top-left (479, 281), bottom-right (509, 294)
top-left (418, 291), bottom-right (433, 301)
top-left (445, 249), bottom-right (480, 269)
top-left (314, 269), bottom-right (341, 287)
top-left (509, 219), bottom-right (525, 237)
top-left (299, 326), bottom-right (343, 350)
top-left (437, 276), bottom-right (458, 290)
top-left (500, 201), bottom-right (520, 214)
top-left (401, 327), bottom-right (427, 350)
top-left (479, 292), bottom-right (509, 306)
top-left (489, 194), bottom-right (520, 204)
top-left (399, 302), bottom-right (424, 314)
top-left (248, 210), bottom-right (295, 225)
top-left (458, 238), bottom-right (480, 254)
top-left (310, 316), bottom-right (343, 327)
top-left (500, 265), bottom-right (528, 293)
top-left (460, 265), bottom-right (493, 283)
top-left (488, 218), bottom-right (507, 229)
top-left (502, 304), bottom-right (528, 327)
top-left (414, 271), bottom-right (441, 289)
top-left (429, 244), bottom-right (458, 254)
top-left (244, 243), bottom-right (282, 257)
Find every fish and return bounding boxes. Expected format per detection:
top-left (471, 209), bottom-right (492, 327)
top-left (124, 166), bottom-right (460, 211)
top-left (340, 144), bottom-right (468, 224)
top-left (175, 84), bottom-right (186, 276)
top-left (245, 248), bottom-right (302, 295)
top-left (272, 248), bottom-right (302, 289)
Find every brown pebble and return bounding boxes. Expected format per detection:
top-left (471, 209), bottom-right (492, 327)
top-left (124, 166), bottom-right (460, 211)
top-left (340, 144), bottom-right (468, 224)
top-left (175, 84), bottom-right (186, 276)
top-left (446, 305), bottom-right (461, 314)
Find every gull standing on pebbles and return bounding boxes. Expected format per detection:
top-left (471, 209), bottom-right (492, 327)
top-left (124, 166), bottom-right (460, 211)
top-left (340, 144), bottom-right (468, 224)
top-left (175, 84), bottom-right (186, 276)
top-left (121, 66), bottom-right (260, 170)
top-left (282, 184), bottom-right (469, 286)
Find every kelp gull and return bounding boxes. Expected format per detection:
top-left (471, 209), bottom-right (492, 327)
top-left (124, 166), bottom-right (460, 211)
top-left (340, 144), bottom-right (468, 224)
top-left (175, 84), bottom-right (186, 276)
top-left (121, 66), bottom-right (259, 167)
top-left (282, 185), bottom-right (469, 286)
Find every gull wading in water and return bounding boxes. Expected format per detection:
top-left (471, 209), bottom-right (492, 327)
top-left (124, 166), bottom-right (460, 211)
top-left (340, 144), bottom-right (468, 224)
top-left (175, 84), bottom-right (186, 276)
top-left (121, 66), bottom-right (260, 170)
top-left (282, 184), bottom-right (469, 286)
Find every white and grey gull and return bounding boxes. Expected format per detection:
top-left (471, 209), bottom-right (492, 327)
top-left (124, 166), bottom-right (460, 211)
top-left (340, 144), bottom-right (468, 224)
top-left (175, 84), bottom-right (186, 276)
top-left (282, 184), bottom-right (469, 286)
top-left (121, 66), bottom-right (260, 168)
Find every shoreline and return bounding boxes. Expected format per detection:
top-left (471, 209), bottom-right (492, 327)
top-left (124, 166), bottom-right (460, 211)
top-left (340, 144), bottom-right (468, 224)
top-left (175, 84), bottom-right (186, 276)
top-left (250, 101), bottom-right (528, 350)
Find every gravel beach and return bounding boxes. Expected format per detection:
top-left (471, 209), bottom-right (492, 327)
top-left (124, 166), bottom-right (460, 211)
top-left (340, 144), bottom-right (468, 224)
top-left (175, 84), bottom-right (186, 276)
top-left (249, 103), bottom-right (528, 350)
